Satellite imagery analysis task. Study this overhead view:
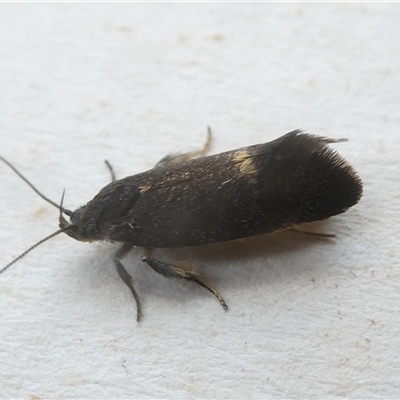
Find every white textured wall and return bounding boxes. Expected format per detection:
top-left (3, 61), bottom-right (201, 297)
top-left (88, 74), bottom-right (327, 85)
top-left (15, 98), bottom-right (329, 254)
top-left (0, 3), bottom-right (398, 399)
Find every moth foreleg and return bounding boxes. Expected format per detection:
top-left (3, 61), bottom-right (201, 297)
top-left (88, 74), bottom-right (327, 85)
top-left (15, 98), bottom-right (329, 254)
top-left (114, 244), bottom-right (142, 321)
top-left (104, 160), bottom-right (116, 182)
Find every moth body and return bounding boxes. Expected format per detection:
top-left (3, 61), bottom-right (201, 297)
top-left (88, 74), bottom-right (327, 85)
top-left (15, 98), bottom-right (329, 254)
top-left (67, 130), bottom-right (362, 247)
top-left (1, 129), bottom-right (363, 321)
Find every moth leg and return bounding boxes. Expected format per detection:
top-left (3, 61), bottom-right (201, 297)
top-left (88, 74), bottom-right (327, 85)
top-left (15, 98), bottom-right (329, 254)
top-left (142, 248), bottom-right (228, 310)
top-left (114, 244), bottom-right (142, 321)
top-left (104, 160), bottom-right (116, 182)
top-left (320, 137), bottom-right (348, 144)
top-left (154, 127), bottom-right (212, 168)
top-left (289, 227), bottom-right (336, 238)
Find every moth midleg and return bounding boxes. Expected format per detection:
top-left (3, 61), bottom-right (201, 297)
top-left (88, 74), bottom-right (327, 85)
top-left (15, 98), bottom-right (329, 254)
top-left (142, 248), bottom-right (228, 310)
top-left (154, 127), bottom-right (212, 168)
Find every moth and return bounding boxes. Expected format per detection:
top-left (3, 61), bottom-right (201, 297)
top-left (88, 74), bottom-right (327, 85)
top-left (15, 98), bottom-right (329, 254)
top-left (1, 129), bottom-right (363, 320)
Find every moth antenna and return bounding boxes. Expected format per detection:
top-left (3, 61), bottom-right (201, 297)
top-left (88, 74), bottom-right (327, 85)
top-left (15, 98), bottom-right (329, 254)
top-left (0, 155), bottom-right (73, 216)
top-left (0, 227), bottom-right (71, 275)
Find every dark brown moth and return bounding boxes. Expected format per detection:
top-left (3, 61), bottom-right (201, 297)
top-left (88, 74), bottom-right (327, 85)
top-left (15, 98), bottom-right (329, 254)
top-left (0, 129), bottom-right (363, 320)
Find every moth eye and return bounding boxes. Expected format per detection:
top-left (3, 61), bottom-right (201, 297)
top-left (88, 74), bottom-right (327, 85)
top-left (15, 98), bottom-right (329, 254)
top-left (70, 207), bottom-right (87, 227)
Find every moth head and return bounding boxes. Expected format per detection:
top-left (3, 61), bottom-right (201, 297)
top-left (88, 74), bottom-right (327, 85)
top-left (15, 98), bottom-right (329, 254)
top-left (59, 204), bottom-right (100, 242)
